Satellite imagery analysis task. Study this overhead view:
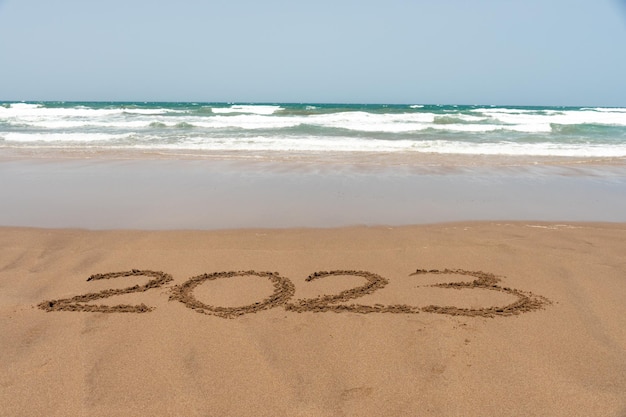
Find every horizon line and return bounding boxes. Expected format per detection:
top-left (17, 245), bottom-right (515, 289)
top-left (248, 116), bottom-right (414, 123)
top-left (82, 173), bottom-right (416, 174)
top-left (1, 100), bottom-right (624, 109)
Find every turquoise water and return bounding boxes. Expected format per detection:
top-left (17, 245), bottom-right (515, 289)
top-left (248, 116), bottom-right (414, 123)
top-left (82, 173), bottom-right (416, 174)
top-left (1, 102), bottom-right (626, 158)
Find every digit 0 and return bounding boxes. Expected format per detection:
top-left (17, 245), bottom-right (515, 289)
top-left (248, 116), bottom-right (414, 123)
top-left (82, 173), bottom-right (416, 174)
top-left (169, 270), bottom-right (295, 318)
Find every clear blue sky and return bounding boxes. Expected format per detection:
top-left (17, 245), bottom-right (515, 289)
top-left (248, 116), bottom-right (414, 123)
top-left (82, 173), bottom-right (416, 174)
top-left (1, 0), bottom-right (625, 106)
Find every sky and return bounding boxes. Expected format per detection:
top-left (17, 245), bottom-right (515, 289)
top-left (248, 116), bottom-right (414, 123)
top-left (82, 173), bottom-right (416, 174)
top-left (1, 0), bottom-right (625, 106)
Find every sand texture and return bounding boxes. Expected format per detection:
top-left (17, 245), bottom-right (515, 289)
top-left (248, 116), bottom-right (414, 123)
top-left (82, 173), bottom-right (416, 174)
top-left (1, 222), bottom-right (625, 417)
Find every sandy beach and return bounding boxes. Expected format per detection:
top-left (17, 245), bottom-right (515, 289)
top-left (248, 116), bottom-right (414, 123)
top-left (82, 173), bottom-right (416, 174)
top-left (1, 152), bottom-right (626, 416)
top-left (3, 0), bottom-right (626, 413)
top-left (1, 221), bottom-right (625, 416)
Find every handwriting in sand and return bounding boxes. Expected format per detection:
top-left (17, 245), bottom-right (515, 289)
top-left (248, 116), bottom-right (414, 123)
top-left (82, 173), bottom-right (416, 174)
top-left (38, 268), bottom-right (550, 318)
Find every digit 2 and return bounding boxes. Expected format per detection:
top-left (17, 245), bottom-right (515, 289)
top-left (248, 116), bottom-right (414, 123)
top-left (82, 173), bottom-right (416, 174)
top-left (284, 270), bottom-right (421, 314)
top-left (38, 269), bottom-right (173, 313)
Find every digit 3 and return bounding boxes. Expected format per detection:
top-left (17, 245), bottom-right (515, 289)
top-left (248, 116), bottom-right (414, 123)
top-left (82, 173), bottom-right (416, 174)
top-left (411, 269), bottom-right (549, 317)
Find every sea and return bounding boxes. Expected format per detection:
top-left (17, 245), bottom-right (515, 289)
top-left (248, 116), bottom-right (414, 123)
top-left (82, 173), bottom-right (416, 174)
top-left (2, 101), bottom-right (626, 160)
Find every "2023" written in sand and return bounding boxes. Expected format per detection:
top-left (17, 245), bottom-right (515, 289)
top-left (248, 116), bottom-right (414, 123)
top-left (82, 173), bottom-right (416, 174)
top-left (38, 268), bottom-right (550, 318)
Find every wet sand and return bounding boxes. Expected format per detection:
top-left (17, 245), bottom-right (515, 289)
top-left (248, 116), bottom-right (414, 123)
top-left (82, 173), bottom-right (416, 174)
top-left (1, 156), bottom-right (626, 229)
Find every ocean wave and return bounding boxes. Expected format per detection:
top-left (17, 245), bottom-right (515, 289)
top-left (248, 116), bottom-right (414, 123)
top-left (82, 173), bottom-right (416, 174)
top-left (550, 123), bottom-right (626, 138)
top-left (0, 104), bottom-right (119, 118)
top-left (2, 102), bottom-right (626, 158)
top-left (474, 108), bottom-right (626, 127)
top-left (4, 103), bottom-right (625, 133)
top-left (433, 115), bottom-right (488, 125)
top-left (580, 107), bottom-right (626, 113)
top-left (305, 111), bottom-right (435, 133)
top-left (174, 122), bottom-right (195, 129)
top-left (0, 103), bottom-right (175, 119)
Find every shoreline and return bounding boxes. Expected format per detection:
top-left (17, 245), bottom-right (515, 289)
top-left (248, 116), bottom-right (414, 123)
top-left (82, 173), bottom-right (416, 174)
top-left (2, 146), bottom-right (626, 169)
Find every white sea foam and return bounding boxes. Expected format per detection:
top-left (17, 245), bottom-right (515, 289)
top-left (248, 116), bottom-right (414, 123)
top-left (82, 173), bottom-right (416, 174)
top-left (14, 119), bottom-right (154, 129)
top-left (5, 131), bottom-right (626, 157)
top-left (0, 105), bottom-right (118, 118)
top-left (432, 123), bottom-right (551, 133)
top-left (2, 132), bottom-right (135, 142)
top-left (134, 136), bottom-right (419, 153)
top-left (211, 105), bottom-right (283, 115)
top-left (191, 115), bottom-right (300, 129)
top-left (114, 136), bottom-right (626, 157)
top-left (122, 108), bottom-right (172, 115)
top-left (307, 111), bottom-right (435, 132)
top-left (0, 103), bottom-right (172, 119)
top-left (474, 108), bottom-right (626, 127)
top-left (5, 103), bottom-right (41, 110)
top-left (581, 107), bottom-right (626, 113)
top-left (418, 141), bottom-right (626, 157)
top-left (471, 108), bottom-right (539, 114)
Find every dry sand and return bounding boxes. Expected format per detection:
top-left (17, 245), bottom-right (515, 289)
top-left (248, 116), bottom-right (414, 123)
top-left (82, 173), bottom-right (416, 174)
top-left (1, 222), bottom-right (625, 416)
